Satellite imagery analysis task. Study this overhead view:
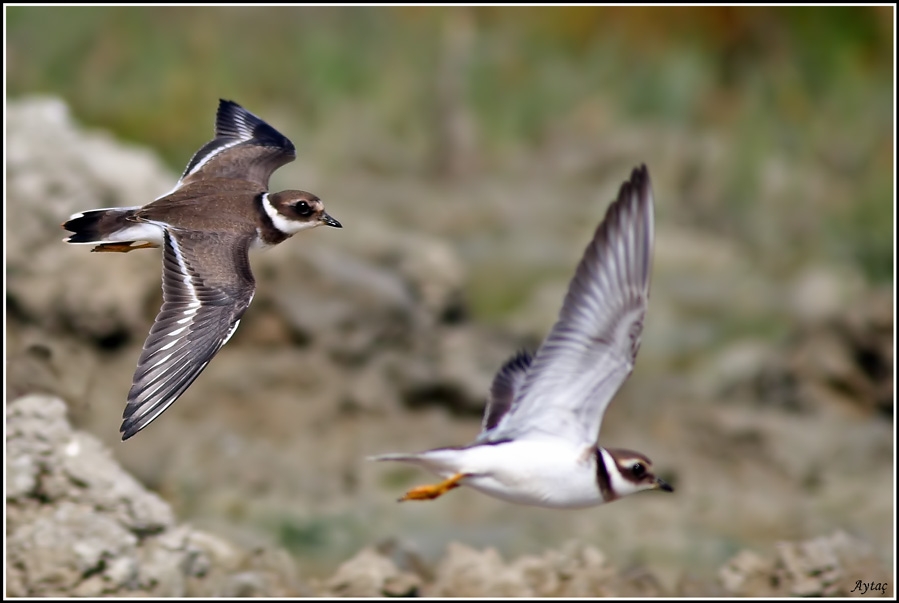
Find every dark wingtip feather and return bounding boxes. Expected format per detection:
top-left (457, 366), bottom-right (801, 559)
top-left (498, 349), bottom-right (534, 376)
top-left (120, 409), bottom-right (145, 440)
top-left (215, 99), bottom-right (248, 137)
top-left (120, 424), bottom-right (138, 441)
top-left (215, 99), bottom-right (294, 152)
top-left (629, 163), bottom-right (650, 188)
top-left (120, 407), bottom-right (148, 440)
top-left (614, 164), bottom-right (650, 212)
top-left (482, 349), bottom-right (534, 432)
top-left (599, 163), bottom-right (653, 242)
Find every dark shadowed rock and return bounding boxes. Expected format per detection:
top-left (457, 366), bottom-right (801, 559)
top-left (717, 287), bottom-right (893, 418)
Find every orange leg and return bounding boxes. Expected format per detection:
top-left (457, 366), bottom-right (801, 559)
top-left (399, 473), bottom-right (466, 502)
top-left (91, 242), bottom-right (159, 253)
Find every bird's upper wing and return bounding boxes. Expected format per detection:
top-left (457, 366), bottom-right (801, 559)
top-left (161, 99), bottom-right (296, 196)
top-left (487, 165), bottom-right (654, 447)
top-left (120, 227), bottom-right (256, 440)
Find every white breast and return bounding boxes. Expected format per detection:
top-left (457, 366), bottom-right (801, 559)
top-left (429, 440), bottom-right (607, 509)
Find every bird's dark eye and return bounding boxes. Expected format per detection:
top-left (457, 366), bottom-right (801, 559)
top-left (295, 201), bottom-right (312, 216)
top-left (631, 462), bottom-right (646, 477)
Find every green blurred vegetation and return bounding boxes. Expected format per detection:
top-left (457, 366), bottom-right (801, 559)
top-left (7, 6), bottom-right (894, 283)
top-left (266, 510), bottom-right (374, 575)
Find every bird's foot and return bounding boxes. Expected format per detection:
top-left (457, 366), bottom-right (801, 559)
top-left (91, 242), bottom-right (159, 253)
top-left (398, 473), bottom-right (465, 502)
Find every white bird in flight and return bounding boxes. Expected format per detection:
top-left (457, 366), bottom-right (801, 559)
top-left (370, 165), bottom-right (673, 508)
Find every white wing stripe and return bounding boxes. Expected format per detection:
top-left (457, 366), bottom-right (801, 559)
top-left (231, 111), bottom-right (256, 139)
top-left (182, 138), bottom-right (242, 180)
top-left (166, 232), bottom-right (201, 308)
top-left (137, 351), bottom-right (197, 400)
top-left (149, 352), bottom-right (175, 370)
top-left (158, 339), bottom-right (179, 352)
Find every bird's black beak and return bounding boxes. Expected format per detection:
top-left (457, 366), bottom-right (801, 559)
top-left (320, 212), bottom-right (342, 228)
top-left (654, 477), bottom-right (674, 493)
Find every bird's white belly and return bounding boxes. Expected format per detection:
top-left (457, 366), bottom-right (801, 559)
top-left (437, 441), bottom-right (604, 509)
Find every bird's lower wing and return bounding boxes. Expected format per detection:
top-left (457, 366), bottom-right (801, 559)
top-left (120, 228), bottom-right (255, 439)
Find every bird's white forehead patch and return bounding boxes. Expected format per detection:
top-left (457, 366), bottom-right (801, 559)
top-left (261, 193), bottom-right (322, 235)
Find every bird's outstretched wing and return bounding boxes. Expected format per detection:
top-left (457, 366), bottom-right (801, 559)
top-left (488, 165), bottom-right (655, 446)
top-left (120, 227), bottom-right (256, 439)
top-left (163, 99), bottom-right (296, 195)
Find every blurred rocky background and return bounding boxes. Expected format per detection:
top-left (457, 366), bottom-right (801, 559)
top-left (6, 6), bottom-right (894, 596)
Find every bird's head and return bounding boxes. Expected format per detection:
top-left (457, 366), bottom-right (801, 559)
top-left (602, 447), bottom-right (674, 499)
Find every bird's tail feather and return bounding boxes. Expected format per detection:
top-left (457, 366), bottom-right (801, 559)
top-left (367, 452), bottom-right (426, 464)
top-left (63, 207), bottom-right (143, 244)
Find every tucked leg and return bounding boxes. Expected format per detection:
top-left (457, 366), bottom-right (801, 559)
top-left (91, 242), bottom-right (160, 253)
top-left (399, 473), bottom-right (466, 502)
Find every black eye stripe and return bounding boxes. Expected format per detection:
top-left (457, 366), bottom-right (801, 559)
top-left (295, 201), bottom-right (312, 216)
